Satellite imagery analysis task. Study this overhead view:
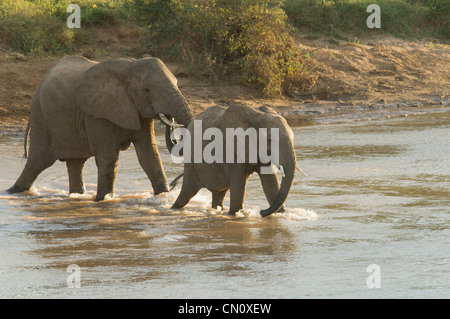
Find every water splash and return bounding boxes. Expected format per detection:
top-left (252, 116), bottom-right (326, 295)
top-left (235, 206), bottom-right (317, 221)
top-left (2, 183), bottom-right (317, 223)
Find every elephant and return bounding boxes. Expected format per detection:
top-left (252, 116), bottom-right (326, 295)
top-left (7, 56), bottom-right (193, 200)
top-left (170, 104), bottom-right (303, 217)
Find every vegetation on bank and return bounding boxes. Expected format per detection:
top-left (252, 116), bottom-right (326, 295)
top-left (133, 0), bottom-right (317, 96)
top-left (0, 0), bottom-right (448, 96)
top-left (0, 0), bottom-right (129, 55)
top-left (284, 0), bottom-right (449, 40)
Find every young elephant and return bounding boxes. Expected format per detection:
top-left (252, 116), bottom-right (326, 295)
top-left (170, 104), bottom-right (302, 217)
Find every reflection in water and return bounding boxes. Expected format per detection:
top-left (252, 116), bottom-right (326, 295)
top-left (2, 189), bottom-right (309, 297)
top-left (27, 195), bottom-right (298, 268)
top-left (1, 112), bottom-right (449, 298)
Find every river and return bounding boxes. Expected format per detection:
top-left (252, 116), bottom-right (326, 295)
top-left (0, 112), bottom-right (449, 298)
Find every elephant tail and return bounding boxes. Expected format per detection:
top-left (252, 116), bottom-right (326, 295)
top-left (23, 120), bottom-right (31, 160)
top-left (169, 173), bottom-right (184, 191)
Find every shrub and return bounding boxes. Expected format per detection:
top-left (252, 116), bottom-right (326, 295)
top-left (0, 14), bottom-right (78, 55)
top-left (0, 0), bottom-right (130, 55)
top-left (426, 0), bottom-right (450, 37)
top-left (133, 0), bottom-right (316, 96)
top-left (283, 0), bottom-right (448, 40)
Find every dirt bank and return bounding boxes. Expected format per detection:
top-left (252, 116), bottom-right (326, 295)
top-left (1, 30), bottom-right (449, 136)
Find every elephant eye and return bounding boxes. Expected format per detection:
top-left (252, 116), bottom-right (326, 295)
top-left (144, 88), bottom-right (150, 92)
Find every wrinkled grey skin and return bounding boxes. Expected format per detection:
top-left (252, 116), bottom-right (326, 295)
top-left (7, 56), bottom-right (193, 200)
top-left (171, 104), bottom-right (297, 217)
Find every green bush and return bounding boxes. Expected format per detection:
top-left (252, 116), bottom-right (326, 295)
top-left (0, 0), bottom-right (130, 55)
top-left (81, 2), bottom-right (131, 26)
top-left (0, 14), bottom-right (78, 55)
top-left (134, 0), bottom-right (316, 96)
top-left (283, 0), bottom-right (448, 40)
top-left (426, 0), bottom-right (450, 37)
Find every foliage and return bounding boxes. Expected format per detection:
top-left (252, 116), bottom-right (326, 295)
top-left (133, 0), bottom-right (316, 96)
top-left (283, 0), bottom-right (449, 41)
top-left (0, 0), bottom-right (447, 95)
top-left (0, 0), bottom-right (130, 55)
top-left (426, 0), bottom-right (450, 37)
top-left (0, 14), bottom-right (77, 55)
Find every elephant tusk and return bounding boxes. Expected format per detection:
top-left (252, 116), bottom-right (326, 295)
top-left (279, 164), bottom-right (307, 177)
top-left (296, 165), bottom-right (307, 177)
top-left (159, 113), bottom-right (183, 128)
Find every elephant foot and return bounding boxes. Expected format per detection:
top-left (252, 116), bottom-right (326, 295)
top-left (69, 190), bottom-right (85, 196)
top-left (261, 204), bottom-right (286, 217)
top-left (228, 208), bottom-right (241, 216)
top-left (94, 192), bottom-right (114, 201)
top-left (153, 181), bottom-right (169, 196)
top-left (6, 184), bottom-right (29, 194)
top-left (260, 209), bottom-right (273, 217)
top-left (171, 198), bottom-right (188, 209)
top-left (69, 185), bottom-right (85, 195)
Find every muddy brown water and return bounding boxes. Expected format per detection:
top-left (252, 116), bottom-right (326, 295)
top-left (0, 112), bottom-right (449, 298)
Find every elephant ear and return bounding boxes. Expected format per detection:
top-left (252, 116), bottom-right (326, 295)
top-left (72, 61), bottom-right (141, 131)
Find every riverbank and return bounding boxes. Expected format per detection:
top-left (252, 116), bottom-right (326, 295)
top-left (1, 32), bottom-right (449, 136)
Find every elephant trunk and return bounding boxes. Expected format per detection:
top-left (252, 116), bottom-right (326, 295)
top-left (165, 125), bottom-right (177, 153)
top-left (260, 138), bottom-right (297, 217)
top-left (169, 92), bottom-right (193, 127)
top-left (164, 92), bottom-right (193, 153)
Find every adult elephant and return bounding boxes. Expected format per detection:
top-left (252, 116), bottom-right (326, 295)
top-left (7, 56), bottom-right (193, 200)
top-left (170, 104), bottom-right (303, 217)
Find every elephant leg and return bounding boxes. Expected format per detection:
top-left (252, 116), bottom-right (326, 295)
top-left (66, 158), bottom-right (88, 194)
top-left (8, 138), bottom-right (56, 194)
top-left (8, 110), bottom-right (56, 194)
top-left (8, 156), bottom-right (56, 193)
top-left (227, 165), bottom-right (249, 216)
top-left (85, 118), bottom-right (120, 201)
top-left (258, 170), bottom-right (285, 212)
top-left (94, 155), bottom-right (118, 201)
top-left (172, 167), bottom-right (201, 209)
top-left (133, 120), bottom-right (169, 195)
top-left (211, 190), bottom-right (227, 209)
